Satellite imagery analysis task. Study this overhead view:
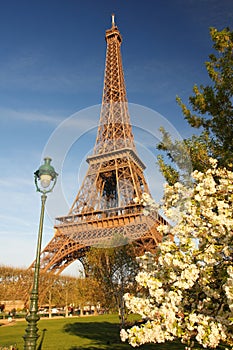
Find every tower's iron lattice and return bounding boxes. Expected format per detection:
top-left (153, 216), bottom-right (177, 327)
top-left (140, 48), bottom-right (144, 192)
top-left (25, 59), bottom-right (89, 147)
top-left (36, 16), bottom-right (166, 275)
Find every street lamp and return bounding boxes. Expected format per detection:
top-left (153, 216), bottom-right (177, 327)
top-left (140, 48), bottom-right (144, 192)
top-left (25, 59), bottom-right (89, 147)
top-left (23, 157), bottom-right (58, 350)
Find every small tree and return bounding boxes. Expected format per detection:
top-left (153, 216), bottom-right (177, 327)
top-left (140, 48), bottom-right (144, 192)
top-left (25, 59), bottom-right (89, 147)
top-left (121, 160), bottom-right (233, 349)
top-left (86, 242), bottom-right (139, 327)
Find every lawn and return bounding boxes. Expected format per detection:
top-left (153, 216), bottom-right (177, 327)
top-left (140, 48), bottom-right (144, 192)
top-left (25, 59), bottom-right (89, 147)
top-left (0, 314), bottom-right (189, 350)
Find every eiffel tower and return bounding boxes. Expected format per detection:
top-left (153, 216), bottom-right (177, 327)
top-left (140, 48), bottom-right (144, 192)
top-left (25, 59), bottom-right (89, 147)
top-left (38, 15), bottom-right (166, 275)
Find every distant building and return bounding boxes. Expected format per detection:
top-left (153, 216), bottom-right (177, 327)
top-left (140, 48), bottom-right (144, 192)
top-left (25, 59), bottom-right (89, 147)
top-left (0, 300), bottom-right (24, 312)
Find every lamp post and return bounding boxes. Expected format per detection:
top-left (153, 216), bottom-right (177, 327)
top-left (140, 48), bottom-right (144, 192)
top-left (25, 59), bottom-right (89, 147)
top-left (23, 157), bottom-right (58, 350)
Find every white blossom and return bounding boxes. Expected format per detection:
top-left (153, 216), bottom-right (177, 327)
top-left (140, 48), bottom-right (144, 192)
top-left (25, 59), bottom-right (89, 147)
top-left (121, 160), bottom-right (233, 349)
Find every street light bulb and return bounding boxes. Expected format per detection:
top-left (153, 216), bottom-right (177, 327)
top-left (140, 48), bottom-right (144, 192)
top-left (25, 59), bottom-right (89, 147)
top-left (40, 174), bottom-right (52, 188)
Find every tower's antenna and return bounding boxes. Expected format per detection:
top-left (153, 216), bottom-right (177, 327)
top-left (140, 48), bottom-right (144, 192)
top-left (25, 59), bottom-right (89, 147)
top-left (111, 13), bottom-right (115, 27)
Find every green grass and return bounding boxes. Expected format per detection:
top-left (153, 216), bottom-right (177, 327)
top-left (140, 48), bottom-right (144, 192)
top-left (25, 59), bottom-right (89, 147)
top-left (0, 314), bottom-right (188, 350)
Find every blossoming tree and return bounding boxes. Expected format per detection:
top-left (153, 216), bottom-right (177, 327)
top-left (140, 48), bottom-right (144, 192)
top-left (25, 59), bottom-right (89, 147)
top-left (121, 160), bottom-right (233, 349)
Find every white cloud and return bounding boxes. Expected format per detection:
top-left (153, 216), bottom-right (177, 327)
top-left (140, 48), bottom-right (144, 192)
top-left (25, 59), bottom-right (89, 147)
top-left (0, 50), bottom-right (101, 94)
top-left (0, 107), bottom-right (63, 125)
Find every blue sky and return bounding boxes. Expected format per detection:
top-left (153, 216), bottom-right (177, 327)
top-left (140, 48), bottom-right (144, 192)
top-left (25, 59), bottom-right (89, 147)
top-left (0, 0), bottom-right (232, 275)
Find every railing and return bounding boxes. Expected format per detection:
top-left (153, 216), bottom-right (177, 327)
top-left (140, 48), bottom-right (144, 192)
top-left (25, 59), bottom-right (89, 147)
top-left (55, 204), bottom-right (146, 226)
